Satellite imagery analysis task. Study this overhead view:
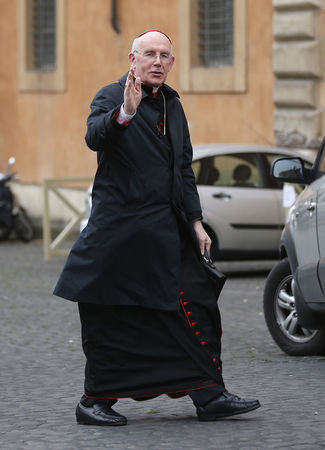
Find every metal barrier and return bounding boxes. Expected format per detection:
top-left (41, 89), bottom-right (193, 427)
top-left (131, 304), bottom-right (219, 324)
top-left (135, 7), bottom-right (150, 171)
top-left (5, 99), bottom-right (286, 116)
top-left (43, 177), bottom-right (93, 261)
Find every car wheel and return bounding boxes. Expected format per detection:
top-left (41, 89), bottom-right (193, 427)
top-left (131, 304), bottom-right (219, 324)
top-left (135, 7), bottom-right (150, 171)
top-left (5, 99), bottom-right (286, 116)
top-left (263, 258), bottom-right (325, 356)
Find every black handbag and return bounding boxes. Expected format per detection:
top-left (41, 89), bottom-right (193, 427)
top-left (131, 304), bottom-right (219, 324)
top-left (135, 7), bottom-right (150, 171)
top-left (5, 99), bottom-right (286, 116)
top-left (202, 251), bottom-right (226, 299)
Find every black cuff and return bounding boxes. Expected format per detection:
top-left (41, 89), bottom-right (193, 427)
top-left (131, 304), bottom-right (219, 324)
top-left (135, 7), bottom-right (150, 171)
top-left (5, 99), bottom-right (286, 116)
top-left (186, 210), bottom-right (203, 222)
top-left (191, 216), bottom-right (203, 223)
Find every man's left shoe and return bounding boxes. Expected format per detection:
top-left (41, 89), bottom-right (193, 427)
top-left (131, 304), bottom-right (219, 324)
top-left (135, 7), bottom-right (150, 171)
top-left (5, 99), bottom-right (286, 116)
top-left (196, 391), bottom-right (261, 421)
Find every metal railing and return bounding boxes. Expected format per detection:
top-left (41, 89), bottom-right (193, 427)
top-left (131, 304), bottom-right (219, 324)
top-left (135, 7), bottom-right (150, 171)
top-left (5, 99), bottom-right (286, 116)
top-left (43, 177), bottom-right (93, 261)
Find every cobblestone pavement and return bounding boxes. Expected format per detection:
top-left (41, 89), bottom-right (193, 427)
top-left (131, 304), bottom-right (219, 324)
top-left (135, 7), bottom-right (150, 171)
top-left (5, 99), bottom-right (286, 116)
top-left (1, 241), bottom-right (325, 450)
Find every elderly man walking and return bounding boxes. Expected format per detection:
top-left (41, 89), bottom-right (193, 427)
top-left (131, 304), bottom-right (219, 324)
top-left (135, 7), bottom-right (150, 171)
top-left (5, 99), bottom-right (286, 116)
top-left (54, 30), bottom-right (260, 426)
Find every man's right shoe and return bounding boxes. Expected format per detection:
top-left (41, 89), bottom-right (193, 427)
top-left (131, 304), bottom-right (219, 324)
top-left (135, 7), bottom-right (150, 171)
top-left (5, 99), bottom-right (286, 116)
top-left (76, 401), bottom-right (127, 426)
top-left (196, 391), bottom-right (261, 421)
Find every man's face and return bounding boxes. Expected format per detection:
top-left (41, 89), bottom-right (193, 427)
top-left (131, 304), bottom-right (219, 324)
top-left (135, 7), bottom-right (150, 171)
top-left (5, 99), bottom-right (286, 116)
top-left (129, 32), bottom-right (175, 87)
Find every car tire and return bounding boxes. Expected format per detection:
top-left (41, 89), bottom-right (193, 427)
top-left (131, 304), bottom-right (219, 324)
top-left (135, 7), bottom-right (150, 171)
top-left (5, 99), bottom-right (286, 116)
top-left (263, 258), bottom-right (325, 356)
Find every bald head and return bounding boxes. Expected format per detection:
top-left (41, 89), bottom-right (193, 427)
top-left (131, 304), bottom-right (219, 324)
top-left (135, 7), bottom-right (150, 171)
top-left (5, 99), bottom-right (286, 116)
top-left (131, 31), bottom-right (173, 55)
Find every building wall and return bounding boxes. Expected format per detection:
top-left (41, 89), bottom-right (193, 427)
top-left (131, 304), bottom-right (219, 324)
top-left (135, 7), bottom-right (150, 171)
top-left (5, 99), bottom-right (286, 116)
top-left (181, 0), bottom-right (274, 146)
top-left (273, 0), bottom-right (325, 148)
top-left (0, 0), bottom-right (275, 184)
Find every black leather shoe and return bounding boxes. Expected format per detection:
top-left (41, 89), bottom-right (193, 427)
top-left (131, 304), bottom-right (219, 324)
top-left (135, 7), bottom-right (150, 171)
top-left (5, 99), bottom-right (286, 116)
top-left (196, 391), bottom-right (260, 421)
top-left (76, 402), bottom-right (127, 426)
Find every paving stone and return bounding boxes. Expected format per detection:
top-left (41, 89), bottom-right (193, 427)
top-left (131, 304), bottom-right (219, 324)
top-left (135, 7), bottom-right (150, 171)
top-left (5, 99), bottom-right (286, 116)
top-left (0, 241), bottom-right (324, 449)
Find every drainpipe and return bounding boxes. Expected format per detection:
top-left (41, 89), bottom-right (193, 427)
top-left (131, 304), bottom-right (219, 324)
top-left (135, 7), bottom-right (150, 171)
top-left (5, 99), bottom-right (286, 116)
top-left (111, 0), bottom-right (120, 33)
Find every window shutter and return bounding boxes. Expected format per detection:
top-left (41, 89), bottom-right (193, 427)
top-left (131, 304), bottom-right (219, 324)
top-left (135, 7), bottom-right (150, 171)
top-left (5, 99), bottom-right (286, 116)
top-left (33, 0), bottom-right (56, 71)
top-left (198, 0), bottom-right (234, 67)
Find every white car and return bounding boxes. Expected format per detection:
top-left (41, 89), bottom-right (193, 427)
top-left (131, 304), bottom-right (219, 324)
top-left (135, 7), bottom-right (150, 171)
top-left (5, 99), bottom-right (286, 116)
top-left (79, 184), bottom-right (93, 233)
top-left (81, 145), bottom-right (315, 259)
top-left (193, 145), bottom-right (315, 259)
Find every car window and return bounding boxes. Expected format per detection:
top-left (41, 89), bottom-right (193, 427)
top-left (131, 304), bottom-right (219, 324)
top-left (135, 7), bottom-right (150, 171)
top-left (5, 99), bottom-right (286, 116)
top-left (317, 149), bottom-right (325, 173)
top-left (192, 160), bottom-right (202, 182)
top-left (198, 153), bottom-right (263, 188)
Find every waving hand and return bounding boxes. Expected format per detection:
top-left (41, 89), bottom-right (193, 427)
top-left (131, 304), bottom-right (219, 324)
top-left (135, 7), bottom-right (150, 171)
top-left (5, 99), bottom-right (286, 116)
top-left (124, 69), bottom-right (142, 115)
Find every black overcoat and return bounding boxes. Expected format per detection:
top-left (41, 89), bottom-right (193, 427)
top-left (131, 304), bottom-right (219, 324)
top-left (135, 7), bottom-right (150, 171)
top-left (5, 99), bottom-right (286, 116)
top-left (53, 73), bottom-right (202, 310)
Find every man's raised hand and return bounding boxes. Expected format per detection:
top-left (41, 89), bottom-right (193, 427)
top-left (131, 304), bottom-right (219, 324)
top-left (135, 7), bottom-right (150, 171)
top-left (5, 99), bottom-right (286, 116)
top-left (124, 69), bottom-right (142, 115)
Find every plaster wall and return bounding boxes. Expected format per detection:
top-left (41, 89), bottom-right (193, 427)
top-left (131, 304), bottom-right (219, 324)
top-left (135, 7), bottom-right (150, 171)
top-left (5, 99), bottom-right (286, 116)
top-left (0, 0), bottom-right (275, 185)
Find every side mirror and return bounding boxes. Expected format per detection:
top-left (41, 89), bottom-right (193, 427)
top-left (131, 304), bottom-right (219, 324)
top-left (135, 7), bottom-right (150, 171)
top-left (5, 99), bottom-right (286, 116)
top-left (271, 157), bottom-right (308, 184)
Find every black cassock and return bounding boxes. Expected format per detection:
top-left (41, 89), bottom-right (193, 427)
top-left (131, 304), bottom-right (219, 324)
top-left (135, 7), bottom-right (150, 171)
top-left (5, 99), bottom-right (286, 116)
top-left (54, 75), bottom-right (225, 400)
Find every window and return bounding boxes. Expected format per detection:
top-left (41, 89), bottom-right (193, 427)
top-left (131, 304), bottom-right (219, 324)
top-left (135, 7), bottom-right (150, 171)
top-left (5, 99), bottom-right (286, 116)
top-left (33, 0), bottom-right (56, 71)
top-left (192, 160), bottom-right (202, 181)
top-left (18, 0), bottom-right (66, 92)
top-left (179, 0), bottom-right (246, 92)
top-left (197, 154), bottom-right (263, 188)
top-left (317, 150), bottom-right (325, 173)
top-left (198, 0), bottom-right (233, 67)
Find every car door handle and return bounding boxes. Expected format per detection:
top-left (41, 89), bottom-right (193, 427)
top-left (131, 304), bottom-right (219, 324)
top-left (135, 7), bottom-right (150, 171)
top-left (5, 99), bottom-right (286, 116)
top-left (307, 201), bottom-right (316, 212)
top-left (212, 192), bottom-right (231, 199)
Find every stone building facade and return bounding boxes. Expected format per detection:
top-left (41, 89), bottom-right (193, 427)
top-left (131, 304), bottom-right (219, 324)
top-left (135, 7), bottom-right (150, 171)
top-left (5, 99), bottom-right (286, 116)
top-left (273, 0), bottom-right (325, 148)
top-left (0, 0), bottom-right (324, 224)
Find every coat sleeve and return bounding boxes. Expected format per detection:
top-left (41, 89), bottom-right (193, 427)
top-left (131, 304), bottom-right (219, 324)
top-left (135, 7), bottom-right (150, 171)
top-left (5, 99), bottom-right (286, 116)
top-left (180, 110), bottom-right (203, 222)
top-left (85, 84), bottom-right (129, 152)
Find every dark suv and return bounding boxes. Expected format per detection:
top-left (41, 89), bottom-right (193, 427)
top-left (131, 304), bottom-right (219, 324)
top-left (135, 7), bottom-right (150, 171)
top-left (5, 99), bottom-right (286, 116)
top-left (263, 139), bottom-right (325, 355)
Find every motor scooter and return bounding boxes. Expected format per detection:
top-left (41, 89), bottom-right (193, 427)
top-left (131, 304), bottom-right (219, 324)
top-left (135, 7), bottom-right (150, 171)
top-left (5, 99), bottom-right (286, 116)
top-left (0, 157), bottom-right (33, 242)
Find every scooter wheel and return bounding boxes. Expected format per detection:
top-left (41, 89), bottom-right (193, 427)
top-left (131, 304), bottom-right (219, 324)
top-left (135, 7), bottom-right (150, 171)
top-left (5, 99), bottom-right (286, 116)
top-left (13, 208), bottom-right (33, 242)
top-left (0, 225), bottom-right (10, 240)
